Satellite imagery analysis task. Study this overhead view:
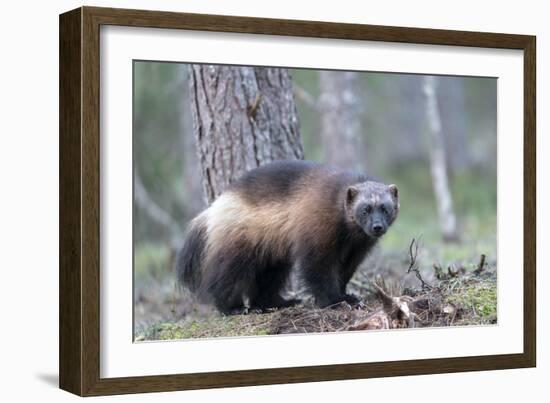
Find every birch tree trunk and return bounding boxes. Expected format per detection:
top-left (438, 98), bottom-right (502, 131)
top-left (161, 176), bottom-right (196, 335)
top-left (189, 65), bottom-right (304, 204)
top-left (318, 71), bottom-right (366, 171)
top-left (423, 76), bottom-right (459, 242)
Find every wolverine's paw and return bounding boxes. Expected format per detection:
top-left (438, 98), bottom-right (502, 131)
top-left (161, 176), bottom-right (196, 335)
top-left (227, 307), bottom-right (248, 315)
top-left (256, 297), bottom-right (302, 311)
top-left (227, 306), bottom-right (264, 315)
top-left (343, 294), bottom-right (365, 309)
top-left (276, 298), bottom-right (302, 308)
top-left (246, 307), bottom-right (265, 315)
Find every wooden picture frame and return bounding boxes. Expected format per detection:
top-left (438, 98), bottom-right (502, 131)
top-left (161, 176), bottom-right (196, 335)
top-left (59, 6), bottom-right (536, 396)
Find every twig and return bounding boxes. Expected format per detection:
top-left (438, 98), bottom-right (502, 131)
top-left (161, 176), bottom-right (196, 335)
top-left (474, 254), bottom-right (487, 275)
top-left (134, 169), bottom-right (182, 246)
top-left (449, 308), bottom-right (457, 326)
top-left (350, 278), bottom-right (366, 288)
top-left (371, 280), bottom-right (393, 305)
top-left (447, 265), bottom-right (459, 278)
top-left (170, 281), bottom-right (177, 318)
top-left (406, 238), bottom-right (432, 290)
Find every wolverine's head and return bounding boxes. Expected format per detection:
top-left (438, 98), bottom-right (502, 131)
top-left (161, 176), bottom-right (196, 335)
top-left (345, 181), bottom-right (399, 238)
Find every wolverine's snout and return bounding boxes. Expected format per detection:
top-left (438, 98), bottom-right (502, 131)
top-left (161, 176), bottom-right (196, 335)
top-left (371, 223), bottom-right (386, 236)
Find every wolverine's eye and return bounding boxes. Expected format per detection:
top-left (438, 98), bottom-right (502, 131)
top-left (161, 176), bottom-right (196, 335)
top-left (380, 204), bottom-right (392, 216)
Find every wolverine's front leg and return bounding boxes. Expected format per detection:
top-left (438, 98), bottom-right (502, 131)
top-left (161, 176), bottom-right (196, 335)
top-left (301, 265), bottom-right (364, 308)
top-left (338, 263), bottom-right (364, 307)
top-left (300, 259), bottom-right (347, 308)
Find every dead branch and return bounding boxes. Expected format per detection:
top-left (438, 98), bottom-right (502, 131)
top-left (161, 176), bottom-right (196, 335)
top-left (433, 263), bottom-right (444, 280)
top-left (369, 279), bottom-right (420, 328)
top-left (134, 169), bottom-right (182, 247)
top-left (447, 265), bottom-right (459, 278)
top-left (474, 254), bottom-right (487, 275)
top-left (407, 238), bottom-right (432, 290)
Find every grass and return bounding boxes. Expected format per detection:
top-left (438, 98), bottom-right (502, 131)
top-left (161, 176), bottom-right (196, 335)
top-left (136, 313), bottom-right (272, 341)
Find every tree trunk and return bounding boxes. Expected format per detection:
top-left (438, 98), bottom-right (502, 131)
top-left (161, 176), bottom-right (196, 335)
top-left (318, 71), bottom-right (365, 171)
top-left (189, 65), bottom-right (304, 204)
top-left (423, 76), bottom-right (459, 242)
top-left (178, 66), bottom-right (205, 217)
top-left (439, 77), bottom-right (469, 174)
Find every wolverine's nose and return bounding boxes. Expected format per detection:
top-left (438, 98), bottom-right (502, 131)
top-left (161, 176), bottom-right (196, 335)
top-left (372, 224), bottom-right (384, 236)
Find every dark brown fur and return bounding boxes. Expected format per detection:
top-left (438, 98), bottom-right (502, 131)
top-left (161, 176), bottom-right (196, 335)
top-left (176, 160), bottom-right (399, 314)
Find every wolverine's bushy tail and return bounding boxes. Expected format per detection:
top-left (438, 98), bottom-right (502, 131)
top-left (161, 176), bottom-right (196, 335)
top-left (176, 217), bottom-right (207, 293)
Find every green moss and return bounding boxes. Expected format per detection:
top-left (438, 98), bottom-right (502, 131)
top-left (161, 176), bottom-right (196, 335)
top-left (446, 281), bottom-right (497, 324)
top-left (136, 314), bottom-right (274, 341)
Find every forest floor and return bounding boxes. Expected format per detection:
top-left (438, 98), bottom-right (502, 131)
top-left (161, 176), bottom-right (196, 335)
top-left (134, 243), bottom-right (497, 341)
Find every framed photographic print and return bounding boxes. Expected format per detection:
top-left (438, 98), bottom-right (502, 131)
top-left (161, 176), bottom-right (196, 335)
top-left (59, 6), bottom-right (536, 396)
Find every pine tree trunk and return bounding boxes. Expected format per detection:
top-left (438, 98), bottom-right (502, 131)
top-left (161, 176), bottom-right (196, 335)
top-left (318, 71), bottom-right (365, 171)
top-left (189, 65), bottom-right (304, 204)
top-left (423, 76), bottom-right (459, 242)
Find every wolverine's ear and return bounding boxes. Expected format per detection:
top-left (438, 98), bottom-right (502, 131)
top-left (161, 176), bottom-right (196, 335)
top-left (388, 184), bottom-right (399, 211)
top-left (346, 186), bottom-right (359, 205)
top-left (388, 184), bottom-right (399, 199)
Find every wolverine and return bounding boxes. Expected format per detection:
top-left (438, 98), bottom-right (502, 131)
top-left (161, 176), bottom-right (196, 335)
top-left (176, 160), bottom-right (399, 314)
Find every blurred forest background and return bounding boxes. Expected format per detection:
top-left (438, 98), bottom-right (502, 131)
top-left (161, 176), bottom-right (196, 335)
top-left (133, 62), bottom-right (497, 338)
